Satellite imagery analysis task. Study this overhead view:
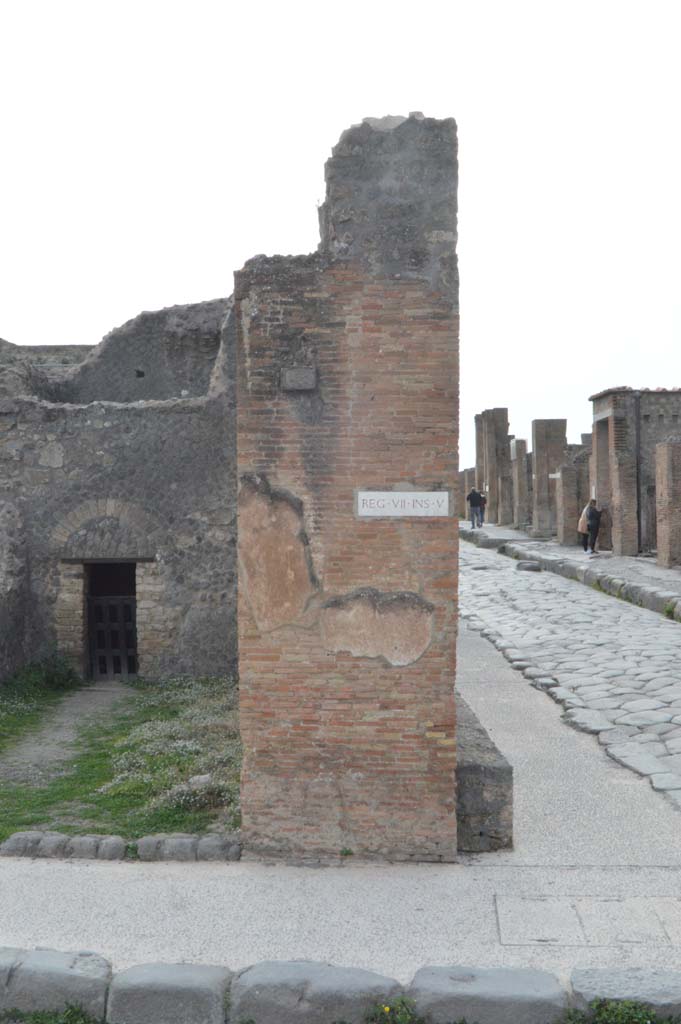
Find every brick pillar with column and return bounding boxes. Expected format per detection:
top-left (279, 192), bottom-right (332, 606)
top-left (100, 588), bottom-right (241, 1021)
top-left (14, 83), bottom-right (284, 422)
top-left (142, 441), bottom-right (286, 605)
top-left (236, 114), bottom-right (460, 863)
top-left (656, 442), bottom-right (681, 568)
top-left (531, 419), bottom-right (567, 537)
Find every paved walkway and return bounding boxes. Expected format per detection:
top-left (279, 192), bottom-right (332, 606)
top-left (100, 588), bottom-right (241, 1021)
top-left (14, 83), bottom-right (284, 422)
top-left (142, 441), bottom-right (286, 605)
top-left (0, 682), bottom-right (133, 785)
top-left (2, 615), bottom-right (681, 979)
top-left (460, 538), bottom-right (681, 804)
top-left (461, 522), bottom-right (681, 618)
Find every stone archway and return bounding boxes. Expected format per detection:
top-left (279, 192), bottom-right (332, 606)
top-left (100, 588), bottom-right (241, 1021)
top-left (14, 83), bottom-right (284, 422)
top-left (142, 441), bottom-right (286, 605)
top-left (51, 500), bottom-right (170, 678)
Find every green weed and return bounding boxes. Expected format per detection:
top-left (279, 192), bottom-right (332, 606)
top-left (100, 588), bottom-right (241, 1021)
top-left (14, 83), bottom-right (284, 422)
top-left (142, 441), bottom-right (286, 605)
top-left (0, 1006), bottom-right (98, 1024)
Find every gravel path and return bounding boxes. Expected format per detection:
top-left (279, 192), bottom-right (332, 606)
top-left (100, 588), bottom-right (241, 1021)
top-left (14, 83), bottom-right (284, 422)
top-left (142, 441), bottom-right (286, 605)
top-left (0, 681), bottom-right (134, 785)
top-left (461, 541), bottom-right (681, 805)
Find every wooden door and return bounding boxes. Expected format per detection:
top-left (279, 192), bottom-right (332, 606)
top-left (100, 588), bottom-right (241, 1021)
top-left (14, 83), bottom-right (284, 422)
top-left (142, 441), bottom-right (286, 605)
top-left (89, 597), bottom-right (137, 680)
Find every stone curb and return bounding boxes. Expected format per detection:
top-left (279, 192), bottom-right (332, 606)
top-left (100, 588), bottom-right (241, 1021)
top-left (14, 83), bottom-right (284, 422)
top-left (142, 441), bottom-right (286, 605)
top-left (3, 950), bottom-right (681, 1023)
top-left (0, 830), bottom-right (242, 863)
top-left (460, 526), bottom-right (681, 624)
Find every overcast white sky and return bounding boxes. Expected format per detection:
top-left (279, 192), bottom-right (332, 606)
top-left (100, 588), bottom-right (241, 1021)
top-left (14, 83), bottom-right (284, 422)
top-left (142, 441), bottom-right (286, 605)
top-left (2, 0), bottom-right (680, 466)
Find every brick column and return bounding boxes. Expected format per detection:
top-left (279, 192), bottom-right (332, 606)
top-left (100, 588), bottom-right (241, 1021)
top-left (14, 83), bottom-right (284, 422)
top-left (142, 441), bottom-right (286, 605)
top-left (609, 416), bottom-right (638, 556)
top-left (236, 115), bottom-right (459, 862)
top-left (656, 443), bottom-right (681, 567)
top-left (531, 419), bottom-right (567, 537)
top-left (556, 464), bottom-right (579, 545)
top-left (460, 468), bottom-right (475, 518)
top-left (481, 413), bottom-right (498, 520)
top-left (457, 470), bottom-right (466, 518)
top-left (510, 439), bottom-right (530, 529)
top-left (475, 415), bottom-right (484, 490)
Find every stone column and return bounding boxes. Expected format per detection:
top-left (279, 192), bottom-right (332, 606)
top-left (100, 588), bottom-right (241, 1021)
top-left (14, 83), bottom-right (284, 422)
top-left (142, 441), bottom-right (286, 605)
top-left (531, 419), bottom-right (567, 537)
top-left (556, 464), bottom-right (579, 545)
top-left (497, 472), bottom-right (514, 526)
top-left (481, 413), bottom-right (497, 520)
top-left (236, 114), bottom-right (459, 862)
top-left (475, 415), bottom-right (484, 490)
top-left (479, 408), bottom-right (509, 523)
top-left (609, 415), bottom-right (638, 555)
top-left (461, 468), bottom-right (475, 519)
top-left (656, 443), bottom-right (681, 568)
top-left (510, 439), bottom-right (529, 529)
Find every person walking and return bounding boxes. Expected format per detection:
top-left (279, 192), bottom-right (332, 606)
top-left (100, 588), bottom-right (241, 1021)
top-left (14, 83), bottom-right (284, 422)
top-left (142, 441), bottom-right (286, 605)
top-left (467, 487), bottom-right (482, 528)
top-left (577, 502), bottom-right (590, 552)
top-left (586, 499), bottom-right (602, 554)
top-left (479, 492), bottom-right (487, 525)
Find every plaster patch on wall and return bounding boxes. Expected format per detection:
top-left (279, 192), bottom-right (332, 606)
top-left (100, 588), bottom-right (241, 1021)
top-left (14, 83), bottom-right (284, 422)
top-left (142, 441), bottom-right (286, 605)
top-left (238, 474), bottom-right (318, 633)
top-left (320, 587), bottom-right (435, 667)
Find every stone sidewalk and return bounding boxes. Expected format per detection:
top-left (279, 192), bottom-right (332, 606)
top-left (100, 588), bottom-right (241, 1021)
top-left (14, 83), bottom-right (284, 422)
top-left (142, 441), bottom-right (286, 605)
top-left (461, 521), bottom-right (681, 621)
top-left (460, 539), bottom-right (681, 804)
top-left (2, 627), bottom-right (681, 982)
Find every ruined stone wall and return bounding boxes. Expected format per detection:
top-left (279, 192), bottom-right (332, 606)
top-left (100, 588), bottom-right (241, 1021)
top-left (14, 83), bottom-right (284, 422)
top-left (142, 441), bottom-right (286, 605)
top-left (0, 307), bottom-right (236, 679)
top-left (30, 301), bottom-right (230, 405)
top-left (236, 115), bottom-right (459, 862)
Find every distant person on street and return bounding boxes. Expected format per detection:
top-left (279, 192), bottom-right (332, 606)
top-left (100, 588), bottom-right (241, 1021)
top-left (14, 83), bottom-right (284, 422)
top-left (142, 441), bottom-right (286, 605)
top-left (577, 502), bottom-right (590, 551)
top-left (587, 499), bottom-right (602, 554)
top-left (467, 487), bottom-right (482, 528)
top-left (479, 492), bottom-right (487, 525)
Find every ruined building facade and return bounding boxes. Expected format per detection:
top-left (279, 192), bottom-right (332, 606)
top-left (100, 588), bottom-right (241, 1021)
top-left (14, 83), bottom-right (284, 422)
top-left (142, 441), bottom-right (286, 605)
top-left (1, 115), bottom-right (460, 862)
top-left (0, 304), bottom-right (237, 684)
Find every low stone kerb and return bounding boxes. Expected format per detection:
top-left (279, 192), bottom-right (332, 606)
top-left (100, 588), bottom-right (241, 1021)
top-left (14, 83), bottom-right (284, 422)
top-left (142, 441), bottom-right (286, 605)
top-left (107, 962), bottom-right (232, 1024)
top-left (407, 965), bottom-right (568, 1024)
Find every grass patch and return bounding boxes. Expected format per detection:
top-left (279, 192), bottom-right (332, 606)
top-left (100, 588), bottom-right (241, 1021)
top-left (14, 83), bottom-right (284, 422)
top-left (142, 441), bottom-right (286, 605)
top-left (0, 655), bottom-right (81, 757)
top-left (0, 1008), bottom-right (98, 1024)
top-left (0, 675), bottom-right (241, 842)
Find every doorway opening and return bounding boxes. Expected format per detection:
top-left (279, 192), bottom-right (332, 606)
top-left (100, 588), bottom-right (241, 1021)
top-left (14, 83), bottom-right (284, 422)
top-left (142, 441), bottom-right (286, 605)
top-left (87, 562), bottom-right (137, 680)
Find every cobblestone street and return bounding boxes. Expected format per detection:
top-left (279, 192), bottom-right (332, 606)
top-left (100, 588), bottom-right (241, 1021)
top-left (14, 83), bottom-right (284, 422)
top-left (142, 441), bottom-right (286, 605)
top-left (460, 541), bottom-right (681, 808)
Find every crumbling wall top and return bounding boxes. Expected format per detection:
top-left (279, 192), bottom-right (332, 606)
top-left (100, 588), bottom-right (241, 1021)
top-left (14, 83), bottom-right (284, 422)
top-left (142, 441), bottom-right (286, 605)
top-left (318, 112), bottom-right (458, 298)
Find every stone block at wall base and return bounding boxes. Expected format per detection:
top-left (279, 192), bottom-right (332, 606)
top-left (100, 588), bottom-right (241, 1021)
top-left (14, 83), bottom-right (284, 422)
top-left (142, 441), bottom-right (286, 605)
top-left (407, 965), bottom-right (568, 1024)
top-left (107, 963), bottom-right (232, 1024)
top-left (229, 960), bottom-right (402, 1024)
top-left (456, 697), bottom-right (513, 852)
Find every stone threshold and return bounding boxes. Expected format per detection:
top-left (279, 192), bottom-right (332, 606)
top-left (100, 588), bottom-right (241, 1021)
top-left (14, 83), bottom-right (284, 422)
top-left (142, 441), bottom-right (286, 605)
top-left (2, 947), bottom-right (681, 1023)
top-left (461, 526), bottom-right (681, 623)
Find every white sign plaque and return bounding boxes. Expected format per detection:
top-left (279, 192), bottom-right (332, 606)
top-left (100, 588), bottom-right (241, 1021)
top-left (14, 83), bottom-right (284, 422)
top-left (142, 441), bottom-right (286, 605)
top-left (356, 491), bottom-right (450, 518)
